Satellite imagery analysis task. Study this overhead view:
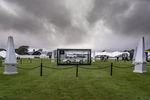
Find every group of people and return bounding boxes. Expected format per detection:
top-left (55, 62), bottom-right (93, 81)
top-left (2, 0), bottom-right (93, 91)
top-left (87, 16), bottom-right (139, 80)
top-left (98, 53), bottom-right (129, 62)
top-left (100, 55), bottom-right (109, 62)
top-left (121, 54), bottom-right (129, 61)
top-left (116, 54), bottom-right (129, 61)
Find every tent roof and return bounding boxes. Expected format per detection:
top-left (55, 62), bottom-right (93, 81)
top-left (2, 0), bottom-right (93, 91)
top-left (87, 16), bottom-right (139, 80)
top-left (93, 51), bottom-right (129, 57)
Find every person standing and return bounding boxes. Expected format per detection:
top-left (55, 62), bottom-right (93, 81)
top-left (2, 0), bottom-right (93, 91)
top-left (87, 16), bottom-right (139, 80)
top-left (116, 56), bottom-right (119, 61)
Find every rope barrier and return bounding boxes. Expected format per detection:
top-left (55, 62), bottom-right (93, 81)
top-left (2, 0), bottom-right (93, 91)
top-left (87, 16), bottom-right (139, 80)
top-left (113, 65), bottom-right (134, 69)
top-left (18, 63), bottom-right (41, 66)
top-left (31, 60), bottom-right (41, 61)
top-left (79, 66), bottom-right (109, 70)
top-left (17, 66), bottom-right (40, 70)
top-left (43, 66), bottom-right (75, 70)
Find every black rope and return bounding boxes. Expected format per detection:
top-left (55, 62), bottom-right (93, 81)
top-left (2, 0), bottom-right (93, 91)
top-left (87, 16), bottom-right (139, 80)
top-left (43, 66), bottom-right (75, 70)
top-left (79, 66), bottom-right (109, 70)
top-left (32, 60), bottom-right (41, 61)
top-left (17, 66), bottom-right (40, 70)
top-left (113, 65), bottom-right (134, 68)
top-left (18, 63), bottom-right (41, 66)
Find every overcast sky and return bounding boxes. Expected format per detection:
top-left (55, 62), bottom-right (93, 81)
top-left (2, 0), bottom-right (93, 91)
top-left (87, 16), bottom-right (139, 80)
top-left (0, 0), bottom-right (150, 51)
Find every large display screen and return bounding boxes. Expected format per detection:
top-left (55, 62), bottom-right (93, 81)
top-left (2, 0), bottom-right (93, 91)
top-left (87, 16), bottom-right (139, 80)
top-left (57, 49), bottom-right (91, 65)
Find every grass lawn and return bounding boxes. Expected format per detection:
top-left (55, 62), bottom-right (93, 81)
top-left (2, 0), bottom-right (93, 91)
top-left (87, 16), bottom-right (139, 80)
top-left (0, 59), bottom-right (150, 100)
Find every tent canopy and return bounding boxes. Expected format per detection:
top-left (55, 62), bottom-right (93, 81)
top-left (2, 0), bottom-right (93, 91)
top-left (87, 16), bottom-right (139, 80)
top-left (0, 51), bottom-right (18, 58)
top-left (92, 51), bottom-right (129, 58)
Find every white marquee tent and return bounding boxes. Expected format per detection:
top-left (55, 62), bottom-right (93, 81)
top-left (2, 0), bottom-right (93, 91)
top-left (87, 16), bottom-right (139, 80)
top-left (0, 51), bottom-right (6, 58)
top-left (0, 51), bottom-right (18, 58)
top-left (92, 51), bottom-right (130, 58)
top-left (0, 50), bottom-right (49, 59)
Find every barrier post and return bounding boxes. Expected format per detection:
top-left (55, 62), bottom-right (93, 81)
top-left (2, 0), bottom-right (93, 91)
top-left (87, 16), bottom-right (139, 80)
top-left (29, 58), bottom-right (32, 63)
top-left (41, 59), bottom-right (43, 63)
top-left (40, 62), bottom-right (43, 76)
top-left (30, 59), bottom-right (32, 63)
top-left (0, 58), bottom-right (2, 67)
top-left (76, 64), bottom-right (79, 78)
top-left (20, 58), bottom-right (22, 64)
top-left (110, 63), bottom-right (113, 76)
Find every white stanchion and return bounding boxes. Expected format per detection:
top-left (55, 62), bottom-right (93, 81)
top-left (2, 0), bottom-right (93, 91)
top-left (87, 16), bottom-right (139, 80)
top-left (93, 51), bottom-right (95, 62)
top-left (51, 50), bottom-right (55, 62)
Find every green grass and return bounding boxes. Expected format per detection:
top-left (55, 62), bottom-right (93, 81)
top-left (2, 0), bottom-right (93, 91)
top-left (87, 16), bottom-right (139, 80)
top-left (0, 59), bottom-right (150, 100)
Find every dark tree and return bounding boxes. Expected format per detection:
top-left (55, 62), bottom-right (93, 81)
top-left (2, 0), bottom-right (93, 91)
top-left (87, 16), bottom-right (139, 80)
top-left (15, 46), bottom-right (29, 55)
top-left (0, 48), bottom-right (6, 51)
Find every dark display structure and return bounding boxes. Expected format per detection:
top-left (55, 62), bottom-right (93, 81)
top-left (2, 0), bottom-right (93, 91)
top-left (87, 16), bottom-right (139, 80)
top-left (57, 49), bottom-right (91, 65)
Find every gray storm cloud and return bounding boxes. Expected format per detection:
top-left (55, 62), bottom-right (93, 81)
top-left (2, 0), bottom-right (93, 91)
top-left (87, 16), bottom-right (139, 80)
top-left (1, 0), bottom-right (71, 33)
top-left (0, 0), bottom-right (150, 50)
top-left (0, 0), bottom-right (87, 49)
top-left (87, 0), bottom-right (150, 35)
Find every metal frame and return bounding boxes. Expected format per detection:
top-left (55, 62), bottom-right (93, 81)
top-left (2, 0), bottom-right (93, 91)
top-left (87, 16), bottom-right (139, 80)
top-left (57, 49), bottom-right (91, 65)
